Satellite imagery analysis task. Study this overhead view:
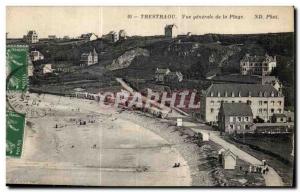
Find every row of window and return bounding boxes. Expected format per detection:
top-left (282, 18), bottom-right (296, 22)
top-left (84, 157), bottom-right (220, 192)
top-left (229, 116), bottom-right (250, 123)
top-left (241, 62), bottom-right (269, 67)
top-left (228, 124), bottom-right (250, 130)
top-left (210, 100), bottom-right (282, 106)
top-left (210, 100), bottom-right (244, 105)
top-left (258, 108), bottom-right (282, 113)
top-left (258, 100), bottom-right (282, 106)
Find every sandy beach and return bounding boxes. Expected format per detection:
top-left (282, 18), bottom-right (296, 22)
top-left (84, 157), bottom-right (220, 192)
top-left (7, 93), bottom-right (266, 186)
top-left (7, 93), bottom-right (192, 186)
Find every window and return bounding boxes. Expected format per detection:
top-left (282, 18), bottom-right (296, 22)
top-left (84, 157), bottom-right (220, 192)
top-left (280, 118), bottom-right (283, 122)
top-left (245, 125), bottom-right (250, 130)
top-left (239, 101), bottom-right (242, 103)
top-left (271, 101), bottom-right (275, 106)
top-left (259, 101), bottom-right (263, 105)
top-left (230, 124), bottom-right (234, 129)
top-left (230, 117), bottom-right (233, 122)
top-left (245, 117), bottom-right (249, 122)
top-left (232, 101), bottom-right (235, 103)
top-left (210, 108), bottom-right (214, 113)
top-left (278, 109), bottom-right (282, 113)
top-left (238, 117), bottom-right (242, 122)
top-left (271, 108), bottom-right (274, 113)
top-left (264, 101), bottom-right (268, 104)
top-left (278, 101), bottom-right (282, 105)
top-left (210, 100), bottom-right (214, 105)
top-left (263, 108), bottom-right (267, 112)
top-left (258, 109), bottom-right (263, 113)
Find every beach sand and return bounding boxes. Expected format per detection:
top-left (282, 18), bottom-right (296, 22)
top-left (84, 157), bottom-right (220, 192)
top-left (7, 93), bottom-right (192, 186)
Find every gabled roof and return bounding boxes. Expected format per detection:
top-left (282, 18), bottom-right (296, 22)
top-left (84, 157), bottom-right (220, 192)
top-left (241, 55), bottom-right (265, 62)
top-left (155, 68), bottom-right (170, 74)
top-left (27, 30), bottom-right (37, 35)
top-left (205, 83), bottom-right (280, 97)
top-left (81, 33), bottom-right (98, 38)
top-left (165, 24), bottom-right (178, 29)
top-left (261, 76), bottom-right (280, 84)
top-left (220, 103), bottom-right (253, 117)
top-left (223, 149), bottom-right (237, 160)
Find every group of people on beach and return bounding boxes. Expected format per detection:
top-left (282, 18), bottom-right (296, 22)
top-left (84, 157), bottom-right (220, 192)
top-left (248, 160), bottom-right (269, 175)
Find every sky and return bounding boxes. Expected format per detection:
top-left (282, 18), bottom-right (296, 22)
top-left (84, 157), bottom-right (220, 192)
top-left (6, 6), bottom-right (294, 38)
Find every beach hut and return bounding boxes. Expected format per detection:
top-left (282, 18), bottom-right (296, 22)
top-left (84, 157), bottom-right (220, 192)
top-left (222, 149), bottom-right (237, 170)
top-left (201, 132), bottom-right (210, 141)
top-left (177, 118), bottom-right (183, 127)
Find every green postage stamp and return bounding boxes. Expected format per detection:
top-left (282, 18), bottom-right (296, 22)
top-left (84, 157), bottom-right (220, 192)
top-left (6, 45), bottom-right (28, 157)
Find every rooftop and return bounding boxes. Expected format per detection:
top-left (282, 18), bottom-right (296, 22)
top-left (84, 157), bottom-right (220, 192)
top-left (205, 83), bottom-right (280, 97)
top-left (221, 103), bottom-right (253, 117)
top-left (273, 113), bottom-right (287, 118)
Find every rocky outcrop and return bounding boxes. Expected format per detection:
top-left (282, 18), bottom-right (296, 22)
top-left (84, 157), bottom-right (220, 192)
top-left (107, 48), bottom-right (150, 70)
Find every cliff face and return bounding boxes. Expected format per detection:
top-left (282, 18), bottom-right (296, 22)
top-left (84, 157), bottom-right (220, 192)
top-left (107, 48), bottom-right (150, 70)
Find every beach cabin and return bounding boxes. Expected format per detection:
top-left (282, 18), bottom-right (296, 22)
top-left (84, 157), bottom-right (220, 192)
top-left (200, 132), bottom-right (210, 141)
top-left (177, 118), bottom-right (183, 127)
top-left (222, 149), bottom-right (237, 170)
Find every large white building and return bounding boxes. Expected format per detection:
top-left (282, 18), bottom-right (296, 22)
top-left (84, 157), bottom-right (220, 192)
top-left (80, 48), bottom-right (98, 67)
top-left (30, 50), bottom-right (44, 61)
top-left (102, 31), bottom-right (119, 43)
top-left (23, 30), bottom-right (39, 44)
top-left (200, 83), bottom-right (284, 123)
top-left (118, 30), bottom-right (127, 40)
top-left (240, 53), bottom-right (277, 76)
top-left (80, 33), bottom-right (98, 41)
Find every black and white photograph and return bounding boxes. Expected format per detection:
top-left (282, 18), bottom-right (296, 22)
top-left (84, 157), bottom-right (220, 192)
top-left (4, 5), bottom-right (296, 188)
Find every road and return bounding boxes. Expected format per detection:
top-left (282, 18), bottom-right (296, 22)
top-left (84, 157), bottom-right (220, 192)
top-left (184, 121), bottom-right (283, 186)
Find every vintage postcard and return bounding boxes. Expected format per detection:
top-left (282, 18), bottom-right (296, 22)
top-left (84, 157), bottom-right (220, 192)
top-left (6, 6), bottom-right (295, 187)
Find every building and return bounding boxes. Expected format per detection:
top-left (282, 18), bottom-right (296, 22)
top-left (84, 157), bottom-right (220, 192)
top-left (222, 149), bottom-right (237, 170)
top-left (30, 50), bottom-right (44, 61)
top-left (23, 30), bottom-right (39, 44)
top-left (52, 63), bottom-right (76, 73)
top-left (271, 113), bottom-right (287, 123)
top-left (155, 68), bottom-right (171, 82)
top-left (284, 111), bottom-right (294, 122)
top-left (118, 30), bottom-right (127, 40)
top-left (200, 84), bottom-right (284, 123)
top-left (165, 71), bottom-right (183, 83)
top-left (199, 132), bottom-right (210, 141)
top-left (43, 64), bottom-right (53, 74)
top-left (164, 24), bottom-right (178, 38)
top-left (48, 35), bottom-right (56, 40)
top-left (260, 76), bottom-right (283, 92)
top-left (80, 48), bottom-right (98, 66)
top-left (218, 103), bottom-right (254, 134)
top-left (102, 31), bottom-right (119, 43)
top-left (80, 33), bottom-right (98, 41)
top-left (28, 59), bottom-right (34, 77)
top-left (240, 53), bottom-right (277, 76)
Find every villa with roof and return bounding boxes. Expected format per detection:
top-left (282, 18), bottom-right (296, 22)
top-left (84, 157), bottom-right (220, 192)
top-left (200, 83), bottom-right (284, 123)
top-left (218, 103), bottom-right (254, 134)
